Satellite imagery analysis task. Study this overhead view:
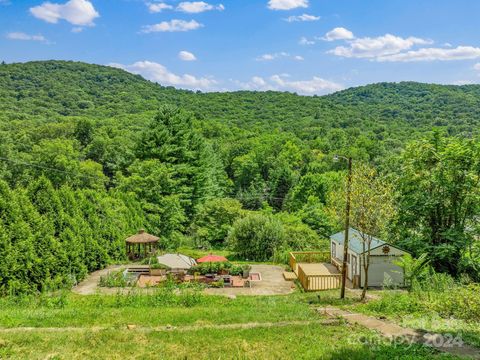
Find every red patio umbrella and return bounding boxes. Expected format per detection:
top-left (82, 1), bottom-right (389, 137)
top-left (197, 254), bottom-right (228, 263)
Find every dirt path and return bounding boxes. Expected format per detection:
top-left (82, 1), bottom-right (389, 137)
top-left (321, 307), bottom-right (480, 359)
top-left (0, 319), bottom-right (339, 333)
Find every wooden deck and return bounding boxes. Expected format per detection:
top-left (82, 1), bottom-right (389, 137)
top-left (289, 252), bottom-right (341, 291)
top-left (297, 263), bottom-right (341, 291)
top-left (299, 263), bottom-right (339, 276)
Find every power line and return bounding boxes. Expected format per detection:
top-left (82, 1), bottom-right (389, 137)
top-left (0, 156), bottom-right (101, 181)
top-left (0, 156), bottom-right (293, 201)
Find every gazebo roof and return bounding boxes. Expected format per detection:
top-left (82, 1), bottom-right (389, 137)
top-left (126, 229), bottom-right (159, 244)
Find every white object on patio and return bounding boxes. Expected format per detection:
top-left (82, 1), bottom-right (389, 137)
top-left (156, 253), bottom-right (197, 270)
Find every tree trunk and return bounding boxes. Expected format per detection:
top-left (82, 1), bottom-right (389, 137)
top-left (361, 239), bottom-right (371, 301)
top-left (361, 263), bottom-right (369, 301)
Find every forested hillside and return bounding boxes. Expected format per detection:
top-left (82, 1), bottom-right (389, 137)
top-left (0, 60), bottom-right (478, 293)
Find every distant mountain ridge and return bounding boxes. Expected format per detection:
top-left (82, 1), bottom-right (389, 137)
top-left (0, 60), bottom-right (479, 136)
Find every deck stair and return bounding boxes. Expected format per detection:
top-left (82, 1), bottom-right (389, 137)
top-left (126, 266), bottom-right (150, 275)
top-left (283, 271), bottom-right (297, 281)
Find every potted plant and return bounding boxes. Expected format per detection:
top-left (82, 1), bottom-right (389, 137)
top-left (229, 265), bottom-right (243, 276)
top-left (218, 262), bottom-right (231, 275)
top-left (242, 264), bottom-right (251, 279)
top-left (150, 263), bottom-right (170, 276)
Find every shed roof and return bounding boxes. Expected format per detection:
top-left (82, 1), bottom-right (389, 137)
top-left (126, 229), bottom-right (159, 244)
top-left (157, 254), bottom-right (197, 269)
top-left (330, 228), bottom-right (387, 254)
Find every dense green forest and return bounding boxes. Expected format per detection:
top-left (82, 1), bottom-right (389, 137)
top-left (0, 60), bottom-right (478, 294)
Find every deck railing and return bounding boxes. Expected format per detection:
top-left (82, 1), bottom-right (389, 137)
top-left (290, 251), bottom-right (341, 291)
top-left (297, 265), bottom-right (341, 291)
top-left (289, 251), bottom-right (331, 274)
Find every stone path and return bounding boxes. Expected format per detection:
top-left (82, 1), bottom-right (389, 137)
top-left (321, 307), bottom-right (480, 359)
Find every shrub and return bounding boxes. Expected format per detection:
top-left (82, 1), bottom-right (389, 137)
top-left (210, 280), bottom-right (225, 288)
top-left (38, 291), bottom-right (69, 309)
top-left (394, 253), bottom-right (431, 290)
top-left (429, 284), bottom-right (480, 321)
top-left (229, 265), bottom-right (244, 276)
top-left (227, 213), bottom-right (285, 261)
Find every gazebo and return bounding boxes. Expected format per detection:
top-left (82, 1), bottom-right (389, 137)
top-left (126, 229), bottom-right (159, 259)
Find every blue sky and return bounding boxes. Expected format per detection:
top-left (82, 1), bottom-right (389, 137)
top-left (2, 0), bottom-right (480, 94)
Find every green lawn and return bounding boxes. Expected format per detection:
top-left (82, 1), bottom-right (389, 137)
top-left (0, 292), bottom-right (316, 328)
top-left (0, 323), bottom-right (453, 360)
top-left (0, 291), bottom-right (460, 359)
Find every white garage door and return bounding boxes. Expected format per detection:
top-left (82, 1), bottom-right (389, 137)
top-left (366, 256), bottom-right (404, 287)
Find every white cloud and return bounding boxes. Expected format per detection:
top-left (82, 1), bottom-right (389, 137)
top-left (474, 63), bottom-right (480, 71)
top-left (256, 52), bottom-right (288, 61)
top-left (326, 30), bottom-right (479, 62)
top-left (323, 27), bottom-right (354, 41)
top-left (284, 13), bottom-right (319, 22)
top-left (176, 1), bottom-right (224, 13)
top-left (141, 19), bottom-right (203, 33)
top-left (270, 74), bottom-right (343, 94)
top-left (251, 76), bottom-right (267, 87)
top-left (71, 27), bottom-right (83, 33)
top-left (268, 0), bottom-right (308, 11)
top-left (178, 50), bottom-right (197, 61)
top-left (30, 0), bottom-right (99, 26)
top-left (6, 32), bottom-right (49, 43)
top-left (147, 2), bottom-right (173, 13)
top-left (236, 74), bottom-right (343, 95)
top-left (330, 34), bottom-right (432, 58)
top-left (376, 46), bottom-right (480, 62)
top-left (108, 61), bottom-right (341, 95)
top-left (258, 54), bottom-right (275, 61)
top-left (256, 52), bottom-right (304, 61)
top-left (299, 36), bottom-right (315, 45)
top-left (109, 61), bottom-right (216, 90)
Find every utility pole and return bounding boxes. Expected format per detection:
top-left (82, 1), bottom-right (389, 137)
top-left (334, 155), bottom-right (352, 299)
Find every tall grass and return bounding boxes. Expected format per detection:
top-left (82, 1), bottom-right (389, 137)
top-left (98, 270), bottom-right (137, 288)
top-left (362, 269), bottom-right (480, 322)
